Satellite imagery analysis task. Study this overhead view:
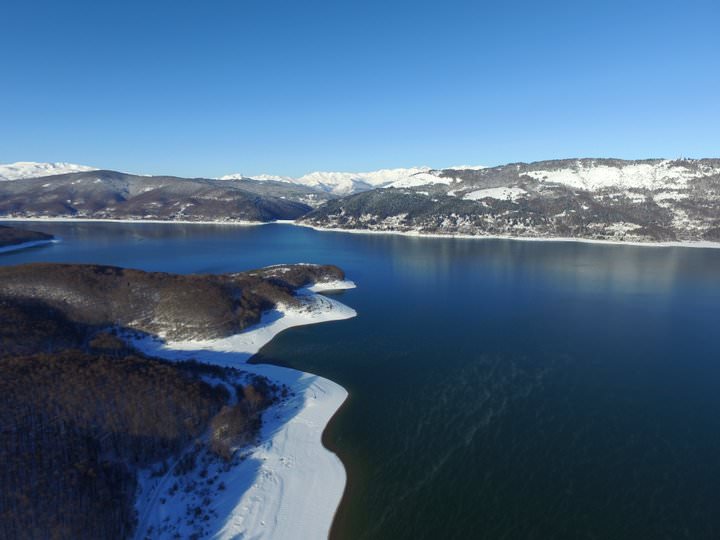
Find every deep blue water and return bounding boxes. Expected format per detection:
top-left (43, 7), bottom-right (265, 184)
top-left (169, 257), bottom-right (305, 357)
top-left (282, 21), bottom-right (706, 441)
top-left (3, 221), bottom-right (720, 539)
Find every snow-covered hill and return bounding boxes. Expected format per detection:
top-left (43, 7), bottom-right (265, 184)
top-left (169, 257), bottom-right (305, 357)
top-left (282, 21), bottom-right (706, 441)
top-left (219, 166), bottom-right (476, 195)
top-left (301, 158), bottom-right (720, 244)
top-left (0, 161), bottom-right (97, 181)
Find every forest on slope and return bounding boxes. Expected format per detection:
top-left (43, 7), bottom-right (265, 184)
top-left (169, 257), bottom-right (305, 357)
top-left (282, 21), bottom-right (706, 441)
top-left (0, 262), bottom-right (344, 539)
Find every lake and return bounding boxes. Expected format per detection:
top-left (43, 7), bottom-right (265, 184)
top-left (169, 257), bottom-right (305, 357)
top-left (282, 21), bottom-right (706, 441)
top-left (3, 221), bottom-right (720, 539)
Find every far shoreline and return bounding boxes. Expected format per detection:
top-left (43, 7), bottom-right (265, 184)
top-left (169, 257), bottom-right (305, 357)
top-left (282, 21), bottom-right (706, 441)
top-left (0, 216), bottom-right (265, 226)
top-left (2, 215), bottom-right (719, 250)
top-left (291, 222), bottom-right (720, 250)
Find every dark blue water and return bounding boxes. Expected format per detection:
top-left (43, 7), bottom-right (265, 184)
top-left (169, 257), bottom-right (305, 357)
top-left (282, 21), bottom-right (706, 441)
top-left (3, 221), bottom-right (720, 539)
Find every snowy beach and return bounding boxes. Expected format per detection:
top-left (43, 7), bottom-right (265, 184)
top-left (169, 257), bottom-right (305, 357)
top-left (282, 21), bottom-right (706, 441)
top-left (131, 283), bottom-right (357, 540)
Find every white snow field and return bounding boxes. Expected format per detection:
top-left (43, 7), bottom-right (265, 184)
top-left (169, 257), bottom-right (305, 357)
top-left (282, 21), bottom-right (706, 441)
top-left (523, 160), bottom-right (720, 191)
top-left (0, 161), bottom-right (97, 181)
top-left (131, 285), bottom-right (357, 540)
top-left (463, 186), bottom-right (528, 201)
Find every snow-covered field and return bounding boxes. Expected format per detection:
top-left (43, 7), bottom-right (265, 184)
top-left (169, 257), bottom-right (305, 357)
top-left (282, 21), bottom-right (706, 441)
top-left (463, 186), bottom-right (527, 201)
top-left (131, 284), bottom-right (357, 540)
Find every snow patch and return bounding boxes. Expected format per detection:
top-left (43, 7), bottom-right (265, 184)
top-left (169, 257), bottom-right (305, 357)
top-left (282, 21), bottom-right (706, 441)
top-left (446, 164), bottom-right (487, 171)
top-left (464, 186), bottom-right (527, 201)
top-left (305, 279), bottom-right (356, 293)
top-left (386, 171), bottom-right (454, 189)
top-left (524, 160), bottom-right (718, 191)
top-left (654, 190), bottom-right (689, 201)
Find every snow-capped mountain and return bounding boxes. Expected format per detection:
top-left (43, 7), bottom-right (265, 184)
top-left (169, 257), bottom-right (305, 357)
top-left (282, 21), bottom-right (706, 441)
top-left (7, 157), bottom-right (720, 244)
top-left (219, 167), bottom-right (474, 195)
top-left (297, 167), bottom-right (434, 194)
top-left (219, 173), bottom-right (296, 183)
top-left (0, 161), bottom-right (97, 181)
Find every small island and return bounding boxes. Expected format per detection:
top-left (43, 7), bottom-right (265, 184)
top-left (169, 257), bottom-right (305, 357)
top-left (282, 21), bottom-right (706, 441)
top-left (0, 224), bottom-right (55, 253)
top-left (0, 262), bottom-right (356, 540)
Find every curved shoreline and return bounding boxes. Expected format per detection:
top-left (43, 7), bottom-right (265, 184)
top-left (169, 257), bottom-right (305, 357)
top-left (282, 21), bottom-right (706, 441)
top-left (131, 284), bottom-right (357, 540)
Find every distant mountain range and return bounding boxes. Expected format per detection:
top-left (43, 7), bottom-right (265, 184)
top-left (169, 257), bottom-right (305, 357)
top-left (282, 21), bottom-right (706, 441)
top-left (0, 167), bottom-right (325, 222)
top-left (2, 159), bottom-right (719, 244)
top-left (219, 167), bottom-right (475, 195)
top-left (0, 162), bottom-right (484, 196)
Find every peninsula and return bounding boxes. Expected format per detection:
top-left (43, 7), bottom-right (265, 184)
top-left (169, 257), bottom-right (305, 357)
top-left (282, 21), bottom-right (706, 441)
top-left (0, 262), bottom-right (356, 540)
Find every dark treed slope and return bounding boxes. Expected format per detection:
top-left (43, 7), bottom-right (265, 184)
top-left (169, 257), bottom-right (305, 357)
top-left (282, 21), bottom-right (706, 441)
top-left (301, 158), bottom-right (720, 243)
top-left (0, 262), bottom-right (345, 540)
top-left (0, 351), bottom-right (228, 540)
top-left (0, 224), bottom-right (54, 248)
top-left (0, 170), bottom-right (329, 222)
top-left (0, 262), bottom-right (346, 342)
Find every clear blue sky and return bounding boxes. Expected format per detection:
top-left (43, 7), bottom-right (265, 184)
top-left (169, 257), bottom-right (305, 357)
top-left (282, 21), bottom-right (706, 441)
top-left (2, 0), bottom-right (718, 177)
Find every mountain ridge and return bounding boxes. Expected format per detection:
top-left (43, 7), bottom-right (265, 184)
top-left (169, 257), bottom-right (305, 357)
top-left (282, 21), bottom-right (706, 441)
top-left (4, 158), bottom-right (720, 244)
top-left (0, 169), bottom-right (325, 222)
top-left (219, 166), bottom-right (445, 195)
top-left (300, 158), bottom-right (720, 244)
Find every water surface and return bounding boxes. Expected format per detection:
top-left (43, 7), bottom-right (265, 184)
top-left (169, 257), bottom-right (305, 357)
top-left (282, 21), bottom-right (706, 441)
top-left (3, 221), bottom-right (720, 539)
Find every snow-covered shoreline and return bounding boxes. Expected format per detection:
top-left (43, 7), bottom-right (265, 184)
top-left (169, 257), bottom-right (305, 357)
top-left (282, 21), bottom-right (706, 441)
top-left (0, 238), bottom-right (57, 254)
top-left (5, 215), bottom-right (717, 249)
top-left (0, 216), bottom-right (264, 226)
top-left (294, 222), bottom-right (720, 249)
top-left (132, 284), bottom-right (357, 540)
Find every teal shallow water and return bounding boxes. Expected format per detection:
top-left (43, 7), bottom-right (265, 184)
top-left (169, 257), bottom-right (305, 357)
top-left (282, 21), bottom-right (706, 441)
top-left (3, 221), bottom-right (720, 539)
